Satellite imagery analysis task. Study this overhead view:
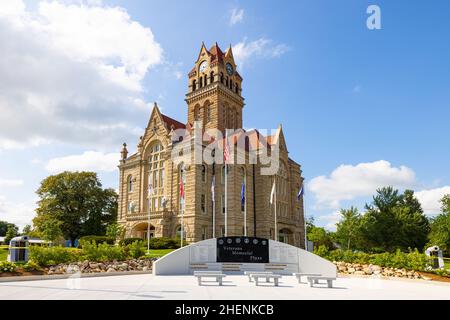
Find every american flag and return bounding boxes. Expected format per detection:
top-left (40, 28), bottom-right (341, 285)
top-left (223, 137), bottom-right (230, 164)
top-left (179, 179), bottom-right (185, 200)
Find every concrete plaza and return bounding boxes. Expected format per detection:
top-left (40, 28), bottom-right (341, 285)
top-left (0, 274), bottom-right (449, 300)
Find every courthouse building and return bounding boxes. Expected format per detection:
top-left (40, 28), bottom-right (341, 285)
top-left (117, 43), bottom-right (306, 248)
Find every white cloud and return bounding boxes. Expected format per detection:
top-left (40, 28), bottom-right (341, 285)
top-left (229, 8), bottom-right (244, 26)
top-left (233, 38), bottom-right (289, 68)
top-left (416, 186), bottom-right (450, 215)
top-left (0, 179), bottom-right (24, 187)
top-left (0, 195), bottom-right (35, 228)
top-left (46, 151), bottom-right (120, 173)
top-left (0, 0), bottom-right (162, 150)
top-left (308, 160), bottom-right (416, 209)
top-left (317, 211), bottom-right (341, 231)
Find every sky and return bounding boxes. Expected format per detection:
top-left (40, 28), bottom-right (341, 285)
top-left (1, 0), bottom-right (450, 231)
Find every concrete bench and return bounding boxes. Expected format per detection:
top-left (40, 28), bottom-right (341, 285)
top-left (307, 276), bottom-right (336, 288)
top-left (251, 274), bottom-right (282, 287)
top-left (293, 273), bottom-right (322, 284)
top-left (244, 271), bottom-right (273, 282)
top-left (195, 272), bottom-right (226, 286)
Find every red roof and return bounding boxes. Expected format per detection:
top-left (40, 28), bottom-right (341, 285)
top-left (161, 114), bottom-right (186, 130)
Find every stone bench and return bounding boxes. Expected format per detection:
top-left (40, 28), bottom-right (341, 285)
top-left (251, 274), bottom-right (282, 287)
top-left (307, 276), bottom-right (336, 288)
top-left (293, 273), bottom-right (322, 284)
top-left (244, 271), bottom-right (273, 282)
top-left (194, 272), bottom-right (226, 286)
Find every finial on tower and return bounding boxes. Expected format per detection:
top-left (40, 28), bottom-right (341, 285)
top-left (121, 143), bottom-right (128, 161)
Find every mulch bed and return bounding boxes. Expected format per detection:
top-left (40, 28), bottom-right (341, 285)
top-left (418, 272), bottom-right (450, 283)
top-left (0, 270), bottom-right (46, 277)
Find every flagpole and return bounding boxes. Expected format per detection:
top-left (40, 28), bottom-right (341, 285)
top-left (147, 197), bottom-right (151, 254)
top-left (274, 177), bottom-right (277, 241)
top-left (244, 179), bottom-right (247, 237)
top-left (225, 163), bottom-right (228, 237)
top-left (212, 170), bottom-right (216, 239)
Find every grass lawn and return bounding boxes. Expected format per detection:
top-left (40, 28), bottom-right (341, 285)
top-left (0, 248), bottom-right (8, 262)
top-left (444, 259), bottom-right (450, 271)
top-left (144, 249), bottom-right (175, 259)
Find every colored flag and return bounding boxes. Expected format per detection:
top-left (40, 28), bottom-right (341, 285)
top-left (223, 137), bottom-right (230, 164)
top-left (241, 182), bottom-right (246, 205)
top-left (180, 179), bottom-right (185, 200)
top-left (270, 180), bottom-right (276, 204)
top-left (297, 186), bottom-right (304, 200)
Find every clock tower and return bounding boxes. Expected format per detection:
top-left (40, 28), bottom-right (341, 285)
top-left (185, 42), bottom-right (245, 134)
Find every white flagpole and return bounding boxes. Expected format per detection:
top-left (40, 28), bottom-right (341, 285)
top-left (212, 175), bottom-right (216, 239)
top-left (147, 197), bottom-right (151, 254)
top-left (274, 178), bottom-right (277, 241)
top-left (225, 163), bottom-right (228, 237)
top-left (244, 181), bottom-right (247, 237)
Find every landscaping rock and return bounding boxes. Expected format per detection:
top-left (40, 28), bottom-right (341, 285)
top-left (333, 261), bottom-right (425, 280)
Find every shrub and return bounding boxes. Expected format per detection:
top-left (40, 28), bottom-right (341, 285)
top-left (29, 246), bottom-right (83, 266)
top-left (149, 237), bottom-right (180, 250)
top-left (120, 237), bottom-right (180, 250)
top-left (0, 261), bottom-right (17, 273)
top-left (119, 238), bottom-right (143, 247)
top-left (81, 241), bottom-right (126, 262)
top-left (316, 248), bottom-right (429, 271)
top-left (22, 260), bottom-right (42, 272)
top-left (78, 236), bottom-right (115, 247)
top-left (128, 241), bottom-right (146, 259)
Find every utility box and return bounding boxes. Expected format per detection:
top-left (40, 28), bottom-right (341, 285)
top-left (7, 236), bottom-right (30, 263)
top-left (425, 246), bottom-right (444, 270)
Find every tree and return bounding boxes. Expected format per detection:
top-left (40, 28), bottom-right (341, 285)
top-left (22, 225), bottom-right (32, 235)
top-left (33, 172), bottom-right (118, 247)
top-left (335, 207), bottom-right (363, 250)
top-left (428, 195), bottom-right (450, 255)
top-left (361, 187), bottom-right (429, 252)
top-left (37, 217), bottom-right (63, 243)
top-left (106, 223), bottom-right (125, 241)
top-left (307, 226), bottom-right (334, 250)
top-left (0, 221), bottom-right (18, 237)
top-left (4, 224), bottom-right (18, 244)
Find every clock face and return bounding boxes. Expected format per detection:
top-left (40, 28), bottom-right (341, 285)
top-left (226, 63), bottom-right (234, 76)
top-left (199, 61), bottom-right (208, 73)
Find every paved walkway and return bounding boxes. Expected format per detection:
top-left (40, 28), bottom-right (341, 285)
top-left (0, 274), bottom-right (449, 300)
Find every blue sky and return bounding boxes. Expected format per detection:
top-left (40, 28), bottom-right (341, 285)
top-left (1, 0), bottom-right (449, 230)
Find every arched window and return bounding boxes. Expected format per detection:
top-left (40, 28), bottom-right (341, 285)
top-left (128, 175), bottom-right (133, 192)
top-left (176, 225), bottom-right (186, 239)
top-left (230, 79), bottom-right (233, 90)
top-left (241, 167), bottom-right (246, 213)
top-left (206, 105), bottom-right (211, 123)
top-left (194, 105), bottom-right (200, 121)
top-left (210, 71), bottom-right (215, 84)
top-left (179, 163), bottom-right (186, 214)
top-left (192, 80), bottom-right (197, 92)
top-left (220, 72), bottom-right (224, 84)
top-left (148, 142), bottom-right (165, 211)
top-left (199, 76), bottom-right (203, 88)
top-left (225, 76), bottom-right (229, 87)
top-left (235, 83), bottom-right (239, 94)
top-left (201, 165), bottom-right (206, 182)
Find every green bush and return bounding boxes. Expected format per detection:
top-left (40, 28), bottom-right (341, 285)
top-left (0, 261), bottom-right (17, 273)
top-left (120, 237), bottom-right (180, 250)
top-left (128, 241), bottom-right (146, 259)
top-left (119, 238), bottom-right (143, 247)
top-left (29, 246), bottom-right (83, 266)
top-left (81, 241), bottom-right (126, 262)
top-left (316, 248), bottom-right (429, 271)
top-left (22, 260), bottom-right (42, 272)
top-left (78, 236), bottom-right (115, 247)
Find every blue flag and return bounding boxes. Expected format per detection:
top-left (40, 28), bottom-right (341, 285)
top-left (297, 186), bottom-right (304, 200)
top-left (241, 182), bottom-right (246, 205)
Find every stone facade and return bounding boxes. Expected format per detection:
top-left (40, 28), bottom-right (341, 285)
top-left (117, 43), bottom-right (306, 248)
